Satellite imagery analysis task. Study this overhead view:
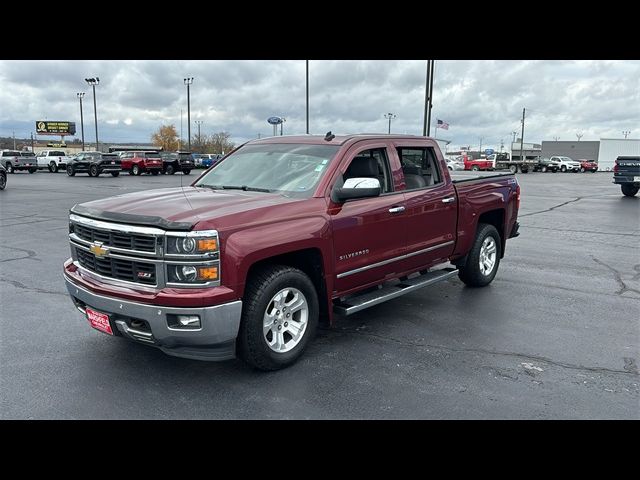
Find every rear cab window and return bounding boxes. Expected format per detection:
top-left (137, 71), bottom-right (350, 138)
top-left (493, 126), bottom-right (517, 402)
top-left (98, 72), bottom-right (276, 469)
top-left (397, 146), bottom-right (443, 190)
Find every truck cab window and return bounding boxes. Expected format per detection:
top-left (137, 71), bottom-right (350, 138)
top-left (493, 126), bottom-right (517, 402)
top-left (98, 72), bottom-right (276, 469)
top-left (397, 147), bottom-right (442, 189)
top-left (344, 148), bottom-right (393, 193)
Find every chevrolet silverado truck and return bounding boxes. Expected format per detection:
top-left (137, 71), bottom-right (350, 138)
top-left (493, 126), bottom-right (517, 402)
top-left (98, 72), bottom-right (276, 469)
top-left (613, 156), bottom-right (640, 197)
top-left (63, 134), bottom-right (521, 370)
top-left (36, 149), bottom-right (71, 173)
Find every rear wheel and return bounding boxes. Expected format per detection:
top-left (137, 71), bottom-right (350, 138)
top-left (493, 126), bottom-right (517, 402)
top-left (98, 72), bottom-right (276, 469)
top-left (541, 166), bottom-right (548, 173)
top-left (472, 165), bottom-right (479, 171)
top-left (520, 165), bottom-right (529, 173)
top-left (29, 168), bottom-right (37, 174)
top-left (580, 167), bottom-right (585, 173)
top-left (111, 171), bottom-right (120, 177)
top-left (182, 169), bottom-right (191, 175)
top-left (509, 165), bottom-right (517, 174)
top-left (6, 163), bottom-right (13, 174)
top-left (458, 223), bottom-right (501, 287)
top-left (238, 265), bottom-right (318, 371)
top-left (90, 165), bottom-right (99, 177)
top-left (50, 161), bottom-right (58, 173)
top-left (132, 164), bottom-right (141, 176)
top-left (621, 185), bottom-right (639, 197)
top-left (561, 165), bottom-right (567, 172)
top-left (166, 164), bottom-right (175, 175)
top-left (67, 165), bottom-right (75, 176)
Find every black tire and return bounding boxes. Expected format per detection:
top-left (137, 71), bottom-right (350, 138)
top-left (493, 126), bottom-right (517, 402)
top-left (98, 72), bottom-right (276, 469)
top-left (166, 164), bottom-right (175, 175)
top-left (50, 161), bottom-right (58, 173)
top-left (561, 165), bottom-right (567, 172)
top-left (29, 168), bottom-right (37, 174)
top-left (182, 169), bottom-right (191, 175)
top-left (6, 163), bottom-right (13, 174)
top-left (520, 166), bottom-right (529, 173)
top-left (580, 167), bottom-right (585, 173)
top-left (592, 169), bottom-right (597, 173)
top-left (89, 165), bottom-right (99, 177)
top-left (552, 168), bottom-right (558, 173)
top-left (132, 164), bottom-right (141, 176)
top-left (621, 185), bottom-right (639, 197)
top-left (471, 165), bottom-right (479, 171)
top-left (457, 223), bottom-right (502, 287)
top-left (509, 165), bottom-right (517, 174)
top-left (0, 173), bottom-right (6, 190)
top-left (67, 165), bottom-right (75, 176)
top-left (237, 265), bottom-right (319, 371)
top-left (541, 166), bottom-right (547, 173)
top-left (151, 170), bottom-right (159, 176)
top-left (111, 171), bottom-right (120, 177)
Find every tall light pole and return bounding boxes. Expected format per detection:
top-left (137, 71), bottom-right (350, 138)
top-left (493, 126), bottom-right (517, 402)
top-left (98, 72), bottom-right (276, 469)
top-left (85, 77), bottom-right (100, 151)
top-left (280, 117), bottom-right (286, 136)
top-left (77, 92), bottom-right (85, 151)
top-left (426, 60), bottom-right (435, 136)
top-left (623, 130), bottom-right (631, 139)
top-left (184, 77), bottom-right (193, 151)
top-left (306, 60), bottom-right (309, 134)
top-left (384, 113), bottom-right (396, 134)
top-left (195, 120), bottom-right (203, 151)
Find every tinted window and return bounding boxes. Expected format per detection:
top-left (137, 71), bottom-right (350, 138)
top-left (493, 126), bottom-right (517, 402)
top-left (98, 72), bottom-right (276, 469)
top-left (397, 147), bottom-right (443, 189)
top-left (50, 151), bottom-right (65, 156)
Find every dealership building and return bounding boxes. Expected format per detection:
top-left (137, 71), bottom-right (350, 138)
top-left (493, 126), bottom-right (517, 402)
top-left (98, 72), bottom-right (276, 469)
top-left (542, 139), bottom-right (639, 171)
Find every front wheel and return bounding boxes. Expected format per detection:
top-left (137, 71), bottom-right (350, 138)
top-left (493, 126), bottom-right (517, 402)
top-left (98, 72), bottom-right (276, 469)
top-left (472, 165), bottom-right (479, 171)
top-left (561, 165), bottom-right (567, 172)
top-left (541, 166), bottom-right (548, 173)
top-left (29, 168), bottom-right (37, 174)
top-left (621, 184), bottom-right (639, 197)
top-left (111, 171), bottom-right (120, 177)
top-left (132, 164), bottom-right (141, 176)
top-left (50, 161), bottom-right (58, 173)
top-left (67, 165), bottom-right (75, 176)
top-left (166, 164), bottom-right (175, 175)
top-left (6, 163), bottom-right (13, 174)
top-left (509, 165), bottom-right (517, 174)
top-left (458, 223), bottom-right (501, 287)
top-left (580, 167), bottom-right (585, 173)
top-left (182, 169), bottom-right (191, 175)
top-left (237, 265), bottom-right (319, 371)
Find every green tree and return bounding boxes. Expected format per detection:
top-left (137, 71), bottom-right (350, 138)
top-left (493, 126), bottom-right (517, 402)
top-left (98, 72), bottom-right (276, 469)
top-left (151, 124), bottom-right (179, 151)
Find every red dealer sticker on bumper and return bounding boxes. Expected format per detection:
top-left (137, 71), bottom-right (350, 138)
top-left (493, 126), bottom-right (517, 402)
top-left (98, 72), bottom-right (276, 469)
top-left (86, 307), bottom-right (114, 335)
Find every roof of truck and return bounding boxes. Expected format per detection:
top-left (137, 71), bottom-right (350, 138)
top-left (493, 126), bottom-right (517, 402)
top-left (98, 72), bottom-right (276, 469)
top-left (248, 134), bottom-right (435, 146)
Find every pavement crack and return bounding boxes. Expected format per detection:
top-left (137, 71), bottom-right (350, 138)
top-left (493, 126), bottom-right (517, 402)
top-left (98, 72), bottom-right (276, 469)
top-left (330, 328), bottom-right (638, 376)
top-left (0, 278), bottom-right (67, 296)
top-left (519, 197), bottom-right (582, 217)
top-left (591, 256), bottom-right (640, 296)
top-left (0, 245), bottom-right (41, 263)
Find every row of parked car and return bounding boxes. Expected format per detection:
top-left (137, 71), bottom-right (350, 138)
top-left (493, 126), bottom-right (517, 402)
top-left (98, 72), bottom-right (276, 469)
top-left (445, 154), bottom-right (599, 174)
top-left (0, 149), bottom-right (224, 178)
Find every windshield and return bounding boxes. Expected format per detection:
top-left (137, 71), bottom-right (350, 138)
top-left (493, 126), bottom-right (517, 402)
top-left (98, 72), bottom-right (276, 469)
top-left (21, 152), bottom-right (35, 157)
top-left (195, 143), bottom-right (340, 198)
top-left (559, 156), bottom-right (573, 161)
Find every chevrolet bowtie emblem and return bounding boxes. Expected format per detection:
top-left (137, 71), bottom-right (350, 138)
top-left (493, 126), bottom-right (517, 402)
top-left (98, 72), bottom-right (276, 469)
top-left (90, 242), bottom-right (109, 258)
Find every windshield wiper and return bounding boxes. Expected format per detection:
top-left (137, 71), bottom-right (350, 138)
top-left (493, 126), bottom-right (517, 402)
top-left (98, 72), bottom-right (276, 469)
top-left (199, 184), bottom-right (272, 193)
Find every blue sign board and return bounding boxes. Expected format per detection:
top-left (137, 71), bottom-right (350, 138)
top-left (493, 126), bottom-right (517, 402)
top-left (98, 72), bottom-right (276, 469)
top-left (267, 116), bottom-right (283, 125)
top-left (484, 148), bottom-right (494, 155)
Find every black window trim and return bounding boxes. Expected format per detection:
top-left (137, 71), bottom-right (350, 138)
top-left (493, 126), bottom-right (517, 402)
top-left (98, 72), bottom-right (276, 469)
top-left (397, 146), bottom-right (445, 193)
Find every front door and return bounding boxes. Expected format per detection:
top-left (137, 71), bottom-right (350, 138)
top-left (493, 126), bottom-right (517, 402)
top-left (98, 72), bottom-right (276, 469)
top-left (329, 142), bottom-right (407, 295)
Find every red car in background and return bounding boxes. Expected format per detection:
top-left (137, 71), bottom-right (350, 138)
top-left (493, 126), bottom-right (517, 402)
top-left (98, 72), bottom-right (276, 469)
top-left (463, 154), bottom-right (493, 171)
top-left (578, 159), bottom-right (598, 173)
top-left (119, 151), bottom-right (163, 176)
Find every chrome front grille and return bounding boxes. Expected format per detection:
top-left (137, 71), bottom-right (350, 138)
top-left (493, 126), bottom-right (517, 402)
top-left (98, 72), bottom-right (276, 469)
top-left (76, 248), bottom-right (156, 285)
top-left (73, 223), bottom-right (156, 252)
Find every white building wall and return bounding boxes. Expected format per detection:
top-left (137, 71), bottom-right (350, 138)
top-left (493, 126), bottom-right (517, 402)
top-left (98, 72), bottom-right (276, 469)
top-left (597, 139), bottom-right (640, 171)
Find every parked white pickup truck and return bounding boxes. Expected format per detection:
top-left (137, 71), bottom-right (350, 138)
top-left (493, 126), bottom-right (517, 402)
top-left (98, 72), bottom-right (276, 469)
top-left (37, 150), bottom-right (71, 173)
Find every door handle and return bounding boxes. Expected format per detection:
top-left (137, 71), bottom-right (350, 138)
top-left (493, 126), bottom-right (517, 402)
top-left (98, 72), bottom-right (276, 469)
top-left (388, 206), bottom-right (405, 214)
top-left (442, 197), bottom-right (456, 204)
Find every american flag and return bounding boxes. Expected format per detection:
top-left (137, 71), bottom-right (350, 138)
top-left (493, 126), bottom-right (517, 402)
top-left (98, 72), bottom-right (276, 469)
top-left (437, 119), bottom-right (449, 130)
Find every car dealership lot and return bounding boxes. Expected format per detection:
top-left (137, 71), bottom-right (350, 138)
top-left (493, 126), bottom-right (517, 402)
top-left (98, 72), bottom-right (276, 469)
top-left (1, 171), bottom-right (638, 419)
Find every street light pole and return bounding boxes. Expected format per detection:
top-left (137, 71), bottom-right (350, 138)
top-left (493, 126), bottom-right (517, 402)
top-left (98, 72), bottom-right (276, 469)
top-left (280, 118), bottom-right (286, 136)
top-left (384, 113), bottom-right (396, 134)
top-left (622, 130), bottom-right (631, 139)
top-left (77, 92), bottom-right (85, 151)
top-left (306, 60), bottom-right (309, 134)
top-left (184, 77), bottom-right (193, 151)
top-left (426, 60), bottom-right (435, 136)
top-left (195, 120), bottom-right (203, 151)
top-left (85, 77), bottom-right (100, 151)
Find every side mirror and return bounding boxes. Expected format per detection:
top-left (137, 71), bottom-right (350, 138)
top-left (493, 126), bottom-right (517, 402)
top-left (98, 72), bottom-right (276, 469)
top-left (333, 177), bottom-right (381, 202)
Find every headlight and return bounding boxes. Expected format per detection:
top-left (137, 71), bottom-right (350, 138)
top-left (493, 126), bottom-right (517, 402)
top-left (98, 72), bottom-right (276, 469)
top-left (167, 264), bottom-right (219, 284)
top-left (166, 231), bottom-right (218, 256)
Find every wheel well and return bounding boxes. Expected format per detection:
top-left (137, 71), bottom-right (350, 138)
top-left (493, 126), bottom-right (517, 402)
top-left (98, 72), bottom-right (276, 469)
top-left (478, 209), bottom-right (505, 257)
top-left (246, 248), bottom-right (329, 323)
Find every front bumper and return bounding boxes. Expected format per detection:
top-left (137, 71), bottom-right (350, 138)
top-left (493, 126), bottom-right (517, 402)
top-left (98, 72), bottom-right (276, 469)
top-left (64, 275), bottom-right (243, 361)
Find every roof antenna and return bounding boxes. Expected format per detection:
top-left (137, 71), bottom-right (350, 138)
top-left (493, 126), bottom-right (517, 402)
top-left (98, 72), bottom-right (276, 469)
top-left (324, 131), bottom-right (335, 142)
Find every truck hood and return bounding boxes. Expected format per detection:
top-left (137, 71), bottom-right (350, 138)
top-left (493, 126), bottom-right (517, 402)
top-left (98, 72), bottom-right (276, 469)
top-left (71, 186), bottom-right (298, 230)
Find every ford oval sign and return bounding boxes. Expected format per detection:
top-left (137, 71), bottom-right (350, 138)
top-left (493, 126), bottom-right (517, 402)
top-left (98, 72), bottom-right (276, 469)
top-left (267, 116), bottom-right (283, 125)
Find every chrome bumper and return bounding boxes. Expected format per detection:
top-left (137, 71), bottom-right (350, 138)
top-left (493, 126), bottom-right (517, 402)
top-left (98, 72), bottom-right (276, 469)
top-left (64, 276), bottom-right (242, 361)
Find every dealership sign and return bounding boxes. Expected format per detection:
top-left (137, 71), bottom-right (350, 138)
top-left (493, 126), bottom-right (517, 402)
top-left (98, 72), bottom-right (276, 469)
top-left (267, 116), bottom-right (283, 125)
top-left (35, 121), bottom-right (76, 135)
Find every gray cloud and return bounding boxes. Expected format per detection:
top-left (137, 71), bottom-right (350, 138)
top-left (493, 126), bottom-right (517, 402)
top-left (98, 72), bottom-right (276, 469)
top-left (0, 60), bottom-right (638, 150)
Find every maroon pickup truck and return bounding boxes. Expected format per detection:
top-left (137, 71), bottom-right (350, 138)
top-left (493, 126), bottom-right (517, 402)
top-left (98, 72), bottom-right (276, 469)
top-left (64, 134), bottom-right (520, 370)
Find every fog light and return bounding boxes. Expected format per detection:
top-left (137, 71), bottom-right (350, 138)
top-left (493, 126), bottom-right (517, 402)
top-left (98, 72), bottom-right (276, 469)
top-left (167, 314), bottom-right (201, 329)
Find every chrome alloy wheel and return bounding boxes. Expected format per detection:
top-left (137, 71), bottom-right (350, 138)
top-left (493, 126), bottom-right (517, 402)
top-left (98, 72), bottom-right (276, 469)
top-left (479, 237), bottom-right (497, 276)
top-left (263, 287), bottom-right (309, 353)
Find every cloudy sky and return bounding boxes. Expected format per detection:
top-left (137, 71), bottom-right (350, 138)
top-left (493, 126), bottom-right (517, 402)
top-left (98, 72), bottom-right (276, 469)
top-left (0, 60), bottom-right (638, 150)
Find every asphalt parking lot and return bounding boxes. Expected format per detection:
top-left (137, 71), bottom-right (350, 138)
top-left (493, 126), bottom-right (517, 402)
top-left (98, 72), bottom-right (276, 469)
top-left (1, 169), bottom-right (638, 419)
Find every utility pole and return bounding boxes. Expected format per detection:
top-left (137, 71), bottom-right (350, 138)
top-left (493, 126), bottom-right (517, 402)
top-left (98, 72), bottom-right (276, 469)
top-left (184, 77), bottom-right (193, 151)
top-left (280, 118), bottom-right (286, 136)
top-left (479, 137), bottom-right (483, 157)
top-left (31, 132), bottom-right (34, 152)
top-left (422, 60), bottom-right (431, 136)
top-left (427, 60), bottom-right (435, 136)
top-left (519, 108), bottom-right (526, 163)
top-left (384, 113), bottom-right (396, 134)
top-left (77, 92), bottom-right (85, 151)
top-left (622, 130), bottom-right (631, 139)
top-left (576, 133), bottom-right (583, 141)
top-left (195, 120), bottom-right (203, 151)
top-left (257, 133), bottom-right (261, 139)
top-left (306, 60), bottom-right (309, 134)
top-left (500, 138), bottom-right (504, 152)
top-left (180, 109), bottom-right (183, 149)
top-left (13, 131), bottom-right (16, 150)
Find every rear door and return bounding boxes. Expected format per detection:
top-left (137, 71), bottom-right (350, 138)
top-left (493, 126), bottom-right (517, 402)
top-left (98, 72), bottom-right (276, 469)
top-left (329, 141), bottom-right (407, 294)
top-left (393, 142), bottom-right (457, 272)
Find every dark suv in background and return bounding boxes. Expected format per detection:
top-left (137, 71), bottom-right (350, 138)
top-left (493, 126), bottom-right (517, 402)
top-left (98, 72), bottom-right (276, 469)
top-left (67, 152), bottom-right (122, 177)
top-left (160, 151), bottom-right (194, 175)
